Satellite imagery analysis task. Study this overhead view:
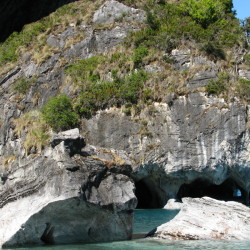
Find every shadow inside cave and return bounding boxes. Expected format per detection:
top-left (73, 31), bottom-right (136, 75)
top-left (134, 177), bottom-right (249, 209)
top-left (176, 178), bottom-right (246, 204)
top-left (135, 178), bottom-right (163, 209)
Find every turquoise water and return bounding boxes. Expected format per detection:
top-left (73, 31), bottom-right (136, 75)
top-left (133, 209), bottom-right (179, 234)
top-left (6, 209), bottom-right (250, 250)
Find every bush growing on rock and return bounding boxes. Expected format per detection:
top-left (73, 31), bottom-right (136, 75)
top-left (41, 95), bottom-right (79, 132)
top-left (73, 70), bottom-right (148, 118)
top-left (133, 46), bottom-right (149, 68)
top-left (14, 110), bottom-right (50, 155)
top-left (236, 78), bottom-right (250, 100)
top-left (13, 77), bottom-right (36, 94)
top-left (206, 79), bottom-right (225, 95)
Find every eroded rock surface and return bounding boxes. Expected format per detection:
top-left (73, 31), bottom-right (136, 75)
top-left (82, 93), bottom-right (250, 207)
top-left (0, 129), bottom-right (137, 247)
top-left (153, 197), bottom-right (250, 240)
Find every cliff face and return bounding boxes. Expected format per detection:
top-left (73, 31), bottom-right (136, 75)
top-left (82, 93), bottom-right (250, 206)
top-left (0, 0), bottom-right (250, 247)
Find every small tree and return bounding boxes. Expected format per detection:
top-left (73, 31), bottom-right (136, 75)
top-left (181, 0), bottom-right (233, 28)
top-left (41, 95), bottom-right (78, 132)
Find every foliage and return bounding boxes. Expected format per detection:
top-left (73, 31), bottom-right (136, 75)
top-left (65, 56), bottom-right (102, 83)
top-left (65, 56), bottom-right (149, 117)
top-left (205, 72), bottom-right (229, 95)
top-left (73, 70), bottom-right (148, 118)
top-left (146, 11), bottom-right (160, 30)
top-left (14, 110), bottom-right (50, 155)
top-left (13, 77), bottom-right (36, 94)
top-left (0, 22), bottom-right (48, 65)
top-left (180, 0), bottom-right (233, 28)
top-left (41, 95), bottom-right (79, 132)
top-left (243, 54), bottom-right (250, 65)
top-left (242, 17), bottom-right (250, 41)
top-left (236, 78), bottom-right (250, 100)
top-left (133, 46), bottom-right (149, 68)
top-left (126, 0), bottom-right (242, 59)
top-left (206, 80), bottom-right (225, 95)
top-left (200, 42), bottom-right (225, 60)
top-left (0, 0), bottom-right (89, 66)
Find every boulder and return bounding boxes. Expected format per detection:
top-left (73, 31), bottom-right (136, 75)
top-left (153, 197), bottom-right (250, 240)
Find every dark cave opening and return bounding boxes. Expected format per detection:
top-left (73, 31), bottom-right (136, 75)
top-left (177, 178), bottom-right (244, 203)
top-left (0, 0), bottom-right (77, 42)
top-left (135, 179), bottom-right (162, 209)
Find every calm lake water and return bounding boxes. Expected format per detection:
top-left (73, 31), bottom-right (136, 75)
top-left (5, 209), bottom-right (250, 250)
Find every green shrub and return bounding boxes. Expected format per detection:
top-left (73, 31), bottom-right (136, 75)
top-left (133, 46), bottom-right (149, 68)
top-left (13, 77), bottom-right (36, 94)
top-left (72, 70), bottom-right (147, 118)
top-left (119, 70), bottom-right (147, 103)
top-left (243, 54), bottom-right (250, 65)
top-left (206, 79), bottom-right (226, 95)
top-left (200, 42), bottom-right (225, 60)
top-left (0, 22), bottom-right (47, 65)
top-left (126, 0), bottom-right (241, 54)
top-left (236, 78), bottom-right (250, 100)
top-left (65, 56), bottom-right (102, 84)
top-left (41, 95), bottom-right (79, 132)
top-left (146, 11), bottom-right (160, 30)
top-left (180, 0), bottom-right (232, 28)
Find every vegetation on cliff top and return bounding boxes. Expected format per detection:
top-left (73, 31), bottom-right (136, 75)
top-left (1, 0), bottom-right (249, 134)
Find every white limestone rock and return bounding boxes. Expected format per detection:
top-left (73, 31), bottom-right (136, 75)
top-left (93, 0), bottom-right (146, 25)
top-left (154, 197), bottom-right (250, 240)
top-left (164, 199), bottom-right (182, 210)
top-left (0, 130), bottom-right (137, 248)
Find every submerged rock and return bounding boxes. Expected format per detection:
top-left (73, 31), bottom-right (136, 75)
top-left (0, 129), bottom-right (137, 248)
top-left (153, 197), bottom-right (250, 240)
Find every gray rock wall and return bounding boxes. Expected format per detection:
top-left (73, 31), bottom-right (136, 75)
top-left (82, 93), bottom-right (250, 205)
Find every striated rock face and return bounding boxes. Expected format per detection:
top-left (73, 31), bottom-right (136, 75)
top-left (0, 129), bottom-right (137, 247)
top-left (82, 93), bottom-right (250, 207)
top-left (153, 197), bottom-right (250, 240)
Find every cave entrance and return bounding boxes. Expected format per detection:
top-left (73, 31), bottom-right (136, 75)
top-left (135, 178), bottom-right (162, 209)
top-left (177, 178), bottom-right (244, 202)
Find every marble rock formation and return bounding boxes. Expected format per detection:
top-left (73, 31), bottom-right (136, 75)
top-left (153, 197), bottom-right (250, 240)
top-left (0, 129), bottom-right (137, 248)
